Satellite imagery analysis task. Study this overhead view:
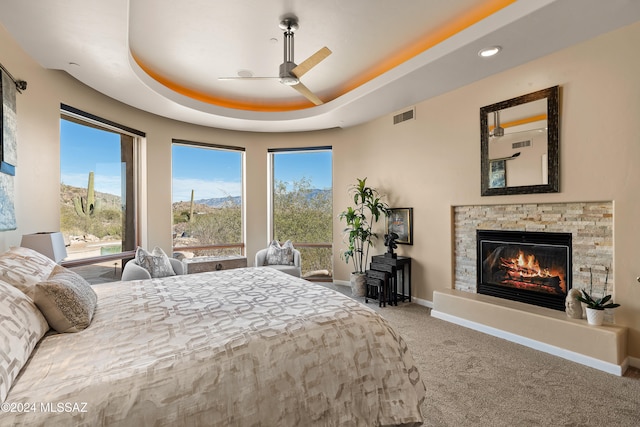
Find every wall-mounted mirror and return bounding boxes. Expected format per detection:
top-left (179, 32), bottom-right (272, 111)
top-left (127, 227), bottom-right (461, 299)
top-left (480, 86), bottom-right (559, 196)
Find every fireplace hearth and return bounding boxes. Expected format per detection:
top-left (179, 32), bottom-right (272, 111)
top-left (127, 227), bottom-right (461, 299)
top-left (477, 230), bottom-right (572, 311)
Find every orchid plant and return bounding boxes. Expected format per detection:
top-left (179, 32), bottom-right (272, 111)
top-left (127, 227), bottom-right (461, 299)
top-left (575, 266), bottom-right (620, 310)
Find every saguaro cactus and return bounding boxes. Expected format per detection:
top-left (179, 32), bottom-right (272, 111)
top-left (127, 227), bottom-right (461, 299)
top-left (73, 171), bottom-right (98, 217)
top-left (189, 189), bottom-right (195, 222)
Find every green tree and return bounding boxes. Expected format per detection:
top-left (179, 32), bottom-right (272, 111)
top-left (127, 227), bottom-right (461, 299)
top-left (173, 197), bottom-right (243, 257)
top-left (273, 178), bottom-right (332, 275)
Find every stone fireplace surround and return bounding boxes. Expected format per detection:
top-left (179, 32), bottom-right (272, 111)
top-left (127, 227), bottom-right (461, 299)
top-left (431, 201), bottom-right (628, 375)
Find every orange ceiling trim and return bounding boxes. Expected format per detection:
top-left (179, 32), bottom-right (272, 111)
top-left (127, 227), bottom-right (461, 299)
top-left (489, 114), bottom-right (548, 130)
top-left (332, 0), bottom-right (517, 98)
top-left (132, 0), bottom-right (516, 112)
top-left (131, 52), bottom-right (314, 112)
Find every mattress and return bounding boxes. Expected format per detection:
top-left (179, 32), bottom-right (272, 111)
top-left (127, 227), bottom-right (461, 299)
top-left (4, 267), bottom-right (425, 426)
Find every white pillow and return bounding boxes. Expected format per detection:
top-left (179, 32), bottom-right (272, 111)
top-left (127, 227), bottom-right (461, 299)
top-left (0, 280), bottom-right (49, 402)
top-left (264, 240), bottom-right (295, 266)
top-left (135, 246), bottom-right (176, 278)
top-left (0, 246), bottom-right (58, 299)
top-left (34, 265), bottom-right (98, 333)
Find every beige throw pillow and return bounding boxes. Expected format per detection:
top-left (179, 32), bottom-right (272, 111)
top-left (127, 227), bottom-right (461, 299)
top-left (135, 246), bottom-right (176, 278)
top-left (0, 280), bottom-right (49, 402)
top-left (0, 246), bottom-right (58, 299)
top-left (33, 265), bottom-right (98, 333)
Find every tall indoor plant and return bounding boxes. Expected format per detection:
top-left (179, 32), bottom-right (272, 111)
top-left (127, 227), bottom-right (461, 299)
top-left (339, 178), bottom-right (389, 296)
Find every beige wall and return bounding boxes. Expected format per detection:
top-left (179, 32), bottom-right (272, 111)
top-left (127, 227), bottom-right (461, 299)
top-left (333, 22), bottom-right (640, 356)
top-left (1, 21), bottom-right (639, 357)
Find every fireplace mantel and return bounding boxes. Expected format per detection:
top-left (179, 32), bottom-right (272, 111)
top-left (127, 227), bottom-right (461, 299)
top-left (432, 289), bottom-right (628, 375)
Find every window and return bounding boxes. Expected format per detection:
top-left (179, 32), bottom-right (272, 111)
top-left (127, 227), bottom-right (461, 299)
top-left (59, 105), bottom-right (142, 283)
top-left (270, 147), bottom-right (332, 280)
top-left (172, 140), bottom-right (244, 256)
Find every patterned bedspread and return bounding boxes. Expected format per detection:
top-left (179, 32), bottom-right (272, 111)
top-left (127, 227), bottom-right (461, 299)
top-left (5, 267), bottom-right (425, 426)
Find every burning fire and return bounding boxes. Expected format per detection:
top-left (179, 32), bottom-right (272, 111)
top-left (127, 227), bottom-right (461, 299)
top-left (499, 250), bottom-right (566, 293)
top-left (510, 251), bottom-right (552, 278)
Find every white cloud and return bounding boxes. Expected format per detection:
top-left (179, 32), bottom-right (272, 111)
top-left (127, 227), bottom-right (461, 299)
top-left (172, 178), bottom-right (241, 202)
top-left (61, 172), bottom-right (123, 197)
top-left (62, 173), bottom-right (241, 202)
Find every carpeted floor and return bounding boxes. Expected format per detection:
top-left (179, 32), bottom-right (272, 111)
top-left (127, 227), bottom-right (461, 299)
top-left (319, 282), bottom-right (640, 427)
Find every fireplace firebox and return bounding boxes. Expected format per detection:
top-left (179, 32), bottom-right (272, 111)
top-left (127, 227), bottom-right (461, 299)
top-left (476, 230), bottom-right (572, 311)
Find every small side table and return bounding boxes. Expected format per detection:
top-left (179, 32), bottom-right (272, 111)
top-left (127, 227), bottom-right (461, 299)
top-left (371, 255), bottom-right (412, 303)
top-left (183, 255), bottom-right (247, 274)
top-left (365, 269), bottom-right (390, 307)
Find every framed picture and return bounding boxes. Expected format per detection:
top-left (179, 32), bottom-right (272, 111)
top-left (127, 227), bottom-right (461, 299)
top-left (0, 70), bottom-right (17, 231)
top-left (386, 208), bottom-right (413, 245)
top-left (489, 159), bottom-right (506, 189)
top-left (1, 69), bottom-right (17, 176)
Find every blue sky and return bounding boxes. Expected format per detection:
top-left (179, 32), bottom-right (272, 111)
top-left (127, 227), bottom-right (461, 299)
top-left (60, 119), bottom-right (123, 195)
top-left (172, 144), bottom-right (243, 202)
top-left (61, 119), bottom-right (332, 202)
top-left (273, 150), bottom-right (332, 190)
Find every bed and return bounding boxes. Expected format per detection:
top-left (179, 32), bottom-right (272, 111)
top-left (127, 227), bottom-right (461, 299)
top-left (0, 248), bottom-right (425, 426)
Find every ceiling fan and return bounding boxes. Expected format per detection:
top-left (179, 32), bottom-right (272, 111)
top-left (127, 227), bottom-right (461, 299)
top-left (219, 16), bottom-right (332, 105)
top-left (490, 111), bottom-right (505, 137)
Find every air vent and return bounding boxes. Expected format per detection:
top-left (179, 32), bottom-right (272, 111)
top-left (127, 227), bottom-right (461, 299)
top-left (512, 140), bottom-right (531, 149)
top-left (393, 107), bottom-right (415, 125)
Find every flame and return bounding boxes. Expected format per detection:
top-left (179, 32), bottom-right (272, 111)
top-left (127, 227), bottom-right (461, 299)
top-left (515, 251), bottom-right (552, 278)
top-left (500, 250), bottom-right (566, 293)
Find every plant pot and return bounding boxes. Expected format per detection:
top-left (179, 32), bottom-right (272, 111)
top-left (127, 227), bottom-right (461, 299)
top-left (585, 307), bottom-right (604, 326)
top-left (350, 272), bottom-right (367, 297)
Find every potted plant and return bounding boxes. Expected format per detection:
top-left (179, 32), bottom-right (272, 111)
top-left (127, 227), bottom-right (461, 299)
top-left (576, 267), bottom-right (619, 326)
top-left (339, 178), bottom-right (390, 296)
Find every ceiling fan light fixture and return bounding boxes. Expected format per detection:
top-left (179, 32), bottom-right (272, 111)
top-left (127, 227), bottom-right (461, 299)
top-left (478, 46), bottom-right (502, 58)
top-left (280, 76), bottom-right (299, 86)
top-left (279, 61), bottom-right (299, 85)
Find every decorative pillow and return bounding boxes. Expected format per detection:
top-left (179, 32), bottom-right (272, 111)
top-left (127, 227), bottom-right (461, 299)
top-left (0, 246), bottom-right (57, 299)
top-left (264, 240), bottom-right (295, 266)
top-left (0, 279), bottom-right (49, 403)
top-left (135, 246), bottom-right (176, 278)
top-left (33, 265), bottom-right (97, 333)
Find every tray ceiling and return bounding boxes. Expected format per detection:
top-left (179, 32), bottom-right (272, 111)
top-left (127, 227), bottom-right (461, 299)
top-left (1, 0), bottom-right (639, 132)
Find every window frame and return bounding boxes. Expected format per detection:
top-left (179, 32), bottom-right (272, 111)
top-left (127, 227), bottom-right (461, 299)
top-left (268, 146), bottom-right (333, 280)
top-left (171, 139), bottom-right (246, 256)
top-left (59, 104), bottom-right (144, 268)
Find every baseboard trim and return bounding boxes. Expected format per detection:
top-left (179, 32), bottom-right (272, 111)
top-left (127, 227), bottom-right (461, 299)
top-left (431, 310), bottom-right (628, 376)
top-left (332, 280), bottom-right (434, 308)
top-left (410, 295), bottom-right (433, 309)
top-left (629, 356), bottom-right (640, 369)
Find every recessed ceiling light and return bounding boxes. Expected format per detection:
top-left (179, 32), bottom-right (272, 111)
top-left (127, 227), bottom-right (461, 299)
top-left (478, 46), bottom-right (502, 58)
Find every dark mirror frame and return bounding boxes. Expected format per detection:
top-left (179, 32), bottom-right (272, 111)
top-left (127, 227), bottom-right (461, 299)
top-left (480, 85), bottom-right (559, 196)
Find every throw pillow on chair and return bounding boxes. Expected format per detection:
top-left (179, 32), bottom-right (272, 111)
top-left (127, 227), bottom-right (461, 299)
top-left (135, 246), bottom-right (176, 278)
top-left (264, 240), bottom-right (294, 266)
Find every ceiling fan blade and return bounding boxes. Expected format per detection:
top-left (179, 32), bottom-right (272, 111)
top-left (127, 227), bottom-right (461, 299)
top-left (218, 76), bottom-right (280, 81)
top-left (291, 46), bottom-right (332, 78)
top-left (290, 81), bottom-right (323, 105)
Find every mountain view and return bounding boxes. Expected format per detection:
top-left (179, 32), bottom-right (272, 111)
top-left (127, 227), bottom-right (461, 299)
top-left (60, 179), bottom-right (333, 277)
